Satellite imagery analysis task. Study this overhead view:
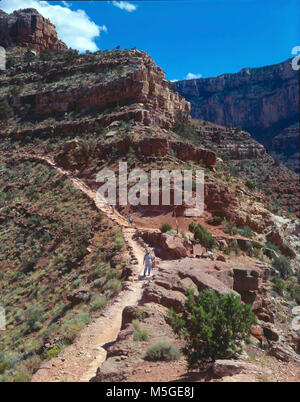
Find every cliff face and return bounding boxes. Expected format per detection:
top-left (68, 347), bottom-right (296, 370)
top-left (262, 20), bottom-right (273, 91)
top-left (192, 120), bottom-right (300, 218)
top-left (1, 48), bottom-right (190, 133)
top-left (269, 123), bottom-right (299, 171)
top-left (176, 59), bottom-right (299, 171)
top-left (0, 8), bottom-right (67, 51)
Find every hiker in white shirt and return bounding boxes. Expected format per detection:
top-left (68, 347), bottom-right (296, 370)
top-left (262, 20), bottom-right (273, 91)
top-left (143, 250), bottom-right (153, 276)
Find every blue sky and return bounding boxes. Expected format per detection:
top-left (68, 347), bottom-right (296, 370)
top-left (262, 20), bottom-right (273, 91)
top-left (1, 0), bottom-right (299, 80)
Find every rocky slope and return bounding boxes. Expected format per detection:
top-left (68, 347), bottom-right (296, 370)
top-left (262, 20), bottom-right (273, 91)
top-left (94, 258), bottom-right (300, 382)
top-left (191, 119), bottom-right (300, 218)
top-left (1, 10), bottom-right (299, 383)
top-left (175, 59), bottom-right (299, 171)
top-left (0, 8), bottom-right (67, 51)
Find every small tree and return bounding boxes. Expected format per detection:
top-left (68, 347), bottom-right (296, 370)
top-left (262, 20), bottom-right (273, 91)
top-left (189, 222), bottom-right (197, 233)
top-left (193, 224), bottom-right (216, 250)
top-left (160, 222), bottom-right (172, 233)
top-left (169, 289), bottom-right (256, 369)
top-left (271, 276), bottom-right (286, 296)
top-left (272, 255), bottom-right (292, 279)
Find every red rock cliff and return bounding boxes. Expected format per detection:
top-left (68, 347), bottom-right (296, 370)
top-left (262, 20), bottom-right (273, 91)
top-left (175, 59), bottom-right (299, 170)
top-left (0, 8), bottom-right (67, 51)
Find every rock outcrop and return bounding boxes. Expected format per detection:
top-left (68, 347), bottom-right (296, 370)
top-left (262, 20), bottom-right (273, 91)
top-left (137, 230), bottom-right (189, 259)
top-left (270, 123), bottom-right (299, 172)
top-left (0, 8), bottom-right (67, 51)
top-left (2, 47), bottom-right (189, 131)
top-left (192, 120), bottom-right (300, 219)
top-left (175, 59), bottom-right (299, 171)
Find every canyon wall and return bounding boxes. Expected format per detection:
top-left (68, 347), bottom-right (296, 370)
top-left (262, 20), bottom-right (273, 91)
top-left (176, 59), bottom-right (299, 171)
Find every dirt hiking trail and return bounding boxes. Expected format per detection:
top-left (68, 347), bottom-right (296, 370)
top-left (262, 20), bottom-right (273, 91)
top-left (24, 154), bottom-right (154, 382)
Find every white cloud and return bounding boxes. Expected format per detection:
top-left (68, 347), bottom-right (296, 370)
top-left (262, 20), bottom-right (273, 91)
top-left (170, 79), bottom-right (178, 82)
top-left (185, 72), bottom-right (202, 80)
top-left (112, 1), bottom-right (137, 12)
top-left (0, 0), bottom-right (106, 52)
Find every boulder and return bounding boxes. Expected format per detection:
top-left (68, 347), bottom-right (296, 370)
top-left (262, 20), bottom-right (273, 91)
top-left (233, 268), bottom-right (260, 293)
top-left (137, 230), bottom-right (188, 259)
top-left (141, 283), bottom-right (186, 312)
top-left (268, 344), bottom-right (300, 363)
top-left (175, 277), bottom-right (199, 296)
top-left (266, 216), bottom-right (300, 261)
top-left (251, 327), bottom-right (263, 342)
top-left (121, 306), bottom-right (149, 330)
top-left (110, 251), bottom-right (131, 268)
top-left (213, 360), bottom-right (255, 378)
top-left (94, 357), bottom-right (127, 382)
top-left (262, 325), bottom-right (279, 342)
top-left (66, 287), bottom-right (90, 305)
top-left (256, 312), bottom-right (274, 324)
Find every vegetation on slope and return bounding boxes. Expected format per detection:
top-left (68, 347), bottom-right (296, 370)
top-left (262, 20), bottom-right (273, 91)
top-left (0, 151), bottom-right (126, 381)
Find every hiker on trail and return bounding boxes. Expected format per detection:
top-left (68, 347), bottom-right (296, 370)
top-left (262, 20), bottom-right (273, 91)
top-left (143, 250), bottom-right (153, 277)
top-left (129, 216), bottom-right (133, 226)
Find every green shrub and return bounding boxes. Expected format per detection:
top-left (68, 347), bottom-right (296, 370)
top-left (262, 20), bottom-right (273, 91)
top-left (166, 230), bottom-right (175, 235)
top-left (265, 242), bottom-right (281, 254)
top-left (0, 360), bottom-right (10, 374)
top-left (238, 226), bottom-right (255, 238)
top-left (93, 278), bottom-right (102, 288)
top-left (272, 255), bottom-right (292, 279)
top-left (61, 313), bottom-right (91, 343)
top-left (73, 279), bottom-right (82, 288)
top-left (245, 180), bottom-right (255, 190)
top-left (290, 285), bottom-right (300, 304)
top-left (133, 330), bottom-right (149, 341)
top-left (189, 222), bottom-right (197, 233)
top-left (223, 221), bottom-right (238, 236)
top-left (132, 319), bottom-right (149, 341)
top-left (13, 371), bottom-right (30, 382)
top-left (46, 347), bottom-right (60, 360)
top-left (112, 237), bottom-right (124, 251)
top-left (193, 224), bottom-right (216, 250)
top-left (160, 223), bottom-right (172, 233)
top-left (103, 278), bottom-right (122, 296)
top-left (271, 276), bottom-right (286, 296)
top-left (212, 216), bottom-right (223, 226)
top-left (146, 342), bottom-right (181, 361)
top-left (172, 111), bottom-right (199, 145)
top-left (25, 307), bottom-right (45, 333)
top-left (90, 297), bottom-right (107, 312)
top-left (227, 240), bottom-right (241, 256)
top-left (169, 289), bottom-right (256, 369)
